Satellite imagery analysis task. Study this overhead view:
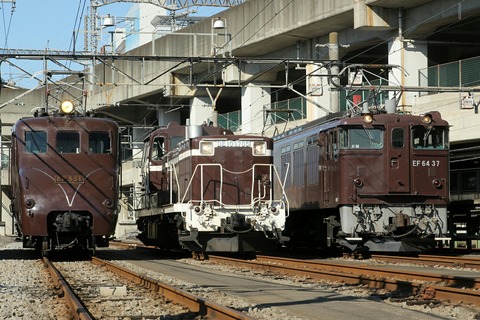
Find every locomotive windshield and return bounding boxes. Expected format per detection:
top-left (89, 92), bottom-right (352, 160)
top-left (89, 131), bottom-right (111, 154)
top-left (25, 131), bottom-right (47, 154)
top-left (412, 126), bottom-right (448, 149)
top-left (151, 136), bottom-right (165, 160)
top-left (339, 127), bottom-right (383, 149)
top-left (57, 131), bottom-right (80, 153)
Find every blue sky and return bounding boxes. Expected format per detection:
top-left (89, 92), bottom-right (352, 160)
top-left (0, 1), bottom-right (224, 87)
top-left (1, 1), bottom-right (129, 51)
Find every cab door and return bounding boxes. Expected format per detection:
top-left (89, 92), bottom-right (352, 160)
top-left (146, 134), bottom-right (167, 192)
top-left (386, 125), bottom-right (410, 193)
top-left (319, 131), bottom-right (337, 206)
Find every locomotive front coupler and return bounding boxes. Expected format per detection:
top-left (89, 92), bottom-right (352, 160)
top-left (267, 227), bottom-right (289, 243)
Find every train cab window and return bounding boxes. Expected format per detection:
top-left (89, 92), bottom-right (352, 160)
top-left (339, 127), bottom-right (383, 149)
top-left (57, 131), bottom-right (80, 153)
top-left (1, 153), bottom-right (8, 169)
top-left (392, 128), bottom-right (404, 148)
top-left (25, 131), bottom-right (47, 154)
top-left (170, 136), bottom-right (184, 150)
top-left (151, 137), bottom-right (165, 160)
top-left (89, 132), bottom-right (111, 154)
top-left (332, 131), bottom-right (338, 159)
top-left (412, 126), bottom-right (448, 149)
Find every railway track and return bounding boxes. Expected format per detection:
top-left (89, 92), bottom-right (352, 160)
top-left (370, 254), bottom-right (480, 270)
top-left (207, 254), bottom-right (480, 306)
top-left (43, 256), bottom-right (255, 319)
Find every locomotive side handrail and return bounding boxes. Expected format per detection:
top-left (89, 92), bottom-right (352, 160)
top-left (176, 163), bottom-right (288, 212)
top-left (179, 163), bottom-right (223, 205)
top-left (271, 164), bottom-right (289, 218)
top-left (251, 164), bottom-right (272, 204)
top-left (170, 162), bottom-right (181, 205)
top-left (281, 162), bottom-right (290, 192)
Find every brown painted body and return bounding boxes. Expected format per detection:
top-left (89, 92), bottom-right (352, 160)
top-left (273, 111), bottom-right (450, 252)
top-left (137, 122), bottom-right (287, 252)
top-left (144, 123), bottom-right (273, 206)
top-left (10, 115), bottom-right (120, 252)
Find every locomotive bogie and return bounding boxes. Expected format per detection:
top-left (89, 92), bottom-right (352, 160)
top-left (338, 204), bottom-right (448, 250)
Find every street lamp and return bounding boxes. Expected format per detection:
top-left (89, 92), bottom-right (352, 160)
top-left (102, 14), bottom-right (115, 27)
top-left (211, 17), bottom-right (230, 57)
top-left (212, 17), bottom-right (225, 29)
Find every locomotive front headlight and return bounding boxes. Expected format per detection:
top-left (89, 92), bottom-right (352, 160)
top-left (253, 141), bottom-right (267, 155)
top-left (60, 100), bottom-right (75, 114)
top-left (362, 113), bottom-right (373, 124)
top-left (420, 113), bottom-right (432, 124)
top-left (200, 141), bottom-right (214, 155)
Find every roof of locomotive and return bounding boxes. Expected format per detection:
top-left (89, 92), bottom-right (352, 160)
top-left (13, 115), bottom-right (119, 132)
top-left (273, 110), bottom-right (449, 142)
top-left (146, 121), bottom-right (231, 139)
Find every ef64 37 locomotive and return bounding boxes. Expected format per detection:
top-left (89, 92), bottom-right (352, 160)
top-left (274, 109), bottom-right (449, 253)
top-left (9, 101), bottom-right (120, 256)
top-left (135, 122), bottom-right (288, 253)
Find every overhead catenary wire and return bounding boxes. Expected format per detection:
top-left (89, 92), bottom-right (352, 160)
top-left (0, 1), bottom-right (476, 134)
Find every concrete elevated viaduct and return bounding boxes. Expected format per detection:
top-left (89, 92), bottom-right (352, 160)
top-left (85, 0), bottom-right (480, 142)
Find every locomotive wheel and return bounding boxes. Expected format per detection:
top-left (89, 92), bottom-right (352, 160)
top-left (41, 240), bottom-right (49, 257)
top-left (191, 251), bottom-right (207, 260)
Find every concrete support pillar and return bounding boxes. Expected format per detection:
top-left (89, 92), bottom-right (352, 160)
top-left (190, 96), bottom-right (215, 126)
top-left (388, 36), bottom-right (428, 109)
top-left (306, 32), bottom-right (341, 121)
top-left (329, 32), bottom-right (340, 113)
top-left (306, 63), bottom-right (330, 121)
top-left (241, 84), bottom-right (271, 135)
top-left (132, 129), bottom-right (147, 161)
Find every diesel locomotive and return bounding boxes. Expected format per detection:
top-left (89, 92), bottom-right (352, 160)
top-left (273, 108), bottom-right (450, 253)
top-left (9, 101), bottom-right (120, 256)
top-left (135, 121), bottom-right (288, 253)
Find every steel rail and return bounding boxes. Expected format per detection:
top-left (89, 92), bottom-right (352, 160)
top-left (42, 257), bottom-right (94, 320)
top-left (371, 254), bottom-right (480, 270)
top-left (208, 255), bottom-right (480, 306)
top-left (252, 255), bottom-right (480, 288)
top-left (91, 257), bottom-right (255, 320)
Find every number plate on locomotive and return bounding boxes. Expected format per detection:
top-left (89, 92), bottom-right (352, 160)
top-left (54, 175), bottom-right (85, 183)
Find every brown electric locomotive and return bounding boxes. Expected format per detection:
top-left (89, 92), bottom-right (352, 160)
top-left (273, 109), bottom-right (450, 253)
top-left (9, 101), bottom-right (120, 256)
top-left (135, 122), bottom-right (288, 253)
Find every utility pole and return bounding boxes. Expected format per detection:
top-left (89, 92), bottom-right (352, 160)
top-left (329, 32), bottom-right (340, 113)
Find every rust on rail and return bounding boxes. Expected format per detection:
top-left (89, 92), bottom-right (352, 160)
top-left (208, 255), bottom-right (480, 307)
top-left (91, 257), bottom-right (254, 320)
top-left (42, 257), bottom-right (93, 320)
